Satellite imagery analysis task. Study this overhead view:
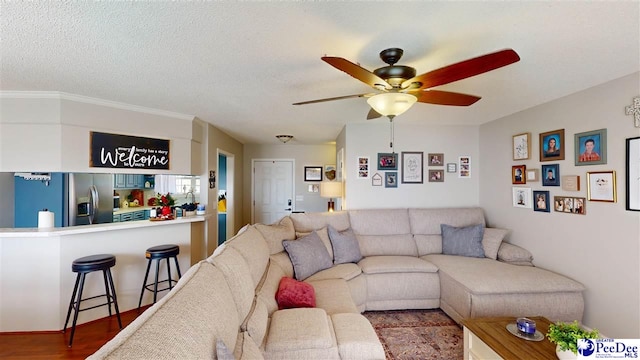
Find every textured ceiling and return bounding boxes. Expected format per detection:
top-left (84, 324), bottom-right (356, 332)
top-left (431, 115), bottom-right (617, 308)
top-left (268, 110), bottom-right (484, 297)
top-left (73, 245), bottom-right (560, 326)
top-left (1, 2), bottom-right (639, 145)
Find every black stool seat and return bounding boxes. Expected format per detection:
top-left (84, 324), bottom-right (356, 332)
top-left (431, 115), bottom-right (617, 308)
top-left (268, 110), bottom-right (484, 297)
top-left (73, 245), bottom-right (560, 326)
top-left (146, 244), bottom-right (180, 259)
top-left (64, 253), bottom-right (121, 347)
top-left (138, 244), bottom-right (182, 309)
top-left (72, 254), bottom-right (116, 272)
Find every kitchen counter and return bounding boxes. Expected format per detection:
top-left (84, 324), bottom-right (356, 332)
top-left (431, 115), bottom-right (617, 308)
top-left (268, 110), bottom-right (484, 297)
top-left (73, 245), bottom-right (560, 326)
top-left (113, 205), bottom-right (154, 215)
top-left (0, 213), bottom-right (211, 238)
top-left (0, 214), bottom-right (211, 332)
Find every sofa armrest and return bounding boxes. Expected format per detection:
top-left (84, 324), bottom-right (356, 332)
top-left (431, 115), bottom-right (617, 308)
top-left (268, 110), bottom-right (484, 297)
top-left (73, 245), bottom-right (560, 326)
top-left (497, 242), bottom-right (534, 266)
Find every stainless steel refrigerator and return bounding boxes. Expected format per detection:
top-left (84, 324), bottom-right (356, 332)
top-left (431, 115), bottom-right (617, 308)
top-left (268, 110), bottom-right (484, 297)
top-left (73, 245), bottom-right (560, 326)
top-left (64, 173), bottom-right (114, 226)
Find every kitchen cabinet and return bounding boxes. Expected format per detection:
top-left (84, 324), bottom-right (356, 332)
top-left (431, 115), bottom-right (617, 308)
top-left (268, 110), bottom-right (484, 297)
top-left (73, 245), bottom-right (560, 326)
top-left (113, 214), bottom-right (121, 222)
top-left (114, 174), bottom-right (148, 189)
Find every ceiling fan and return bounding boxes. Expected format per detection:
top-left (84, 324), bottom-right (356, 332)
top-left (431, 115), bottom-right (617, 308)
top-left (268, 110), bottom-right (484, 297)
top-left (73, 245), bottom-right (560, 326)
top-left (293, 48), bottom-right (520, 119)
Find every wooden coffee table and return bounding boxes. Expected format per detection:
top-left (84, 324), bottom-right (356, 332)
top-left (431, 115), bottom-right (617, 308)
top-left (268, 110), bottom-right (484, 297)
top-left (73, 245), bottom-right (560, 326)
top-left (462, 316), bottom-right (558, 360)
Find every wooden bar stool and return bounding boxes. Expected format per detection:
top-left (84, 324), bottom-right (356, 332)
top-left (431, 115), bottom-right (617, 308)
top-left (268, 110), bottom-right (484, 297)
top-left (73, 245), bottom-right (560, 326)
top-left (137, 244), bottom-right (182, 309)
top-left (63, 254), bottom-right (122, 347)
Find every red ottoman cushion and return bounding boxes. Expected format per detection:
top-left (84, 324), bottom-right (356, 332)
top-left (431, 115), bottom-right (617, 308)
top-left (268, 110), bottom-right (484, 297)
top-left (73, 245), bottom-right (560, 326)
top-left (276, 277), bottom-right (316, 309)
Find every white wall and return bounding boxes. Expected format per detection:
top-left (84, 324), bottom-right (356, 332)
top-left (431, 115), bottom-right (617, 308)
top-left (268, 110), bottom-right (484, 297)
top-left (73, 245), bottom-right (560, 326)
top-left (243, 144), bottom-right (335, 224)
top-left (0, 93), bottom-right (196, 174)
top-left (479, 72), bottom-right (640, 337)
top-left (344, 122), bottom-right (480, 209)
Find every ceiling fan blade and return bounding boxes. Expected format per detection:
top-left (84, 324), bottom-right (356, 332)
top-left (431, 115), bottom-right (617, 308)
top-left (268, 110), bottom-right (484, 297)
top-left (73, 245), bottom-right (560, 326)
top-left (402, 49), bottom-right (520, 90)
top-left (414, 90), bottom-right (481, 106)
top-left (366, 108), bottom-right (382, 120)
top-left (322, 56), bottom-right (392, 90)
top-left (293, 93), bottom-right (374, 105)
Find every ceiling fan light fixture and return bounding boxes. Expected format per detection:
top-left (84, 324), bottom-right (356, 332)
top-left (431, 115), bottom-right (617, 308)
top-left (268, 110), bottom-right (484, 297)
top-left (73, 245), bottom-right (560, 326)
top-left (276, 134), bottom-right (294, 143)
top-left (367, 93), bottom-right (417, 117)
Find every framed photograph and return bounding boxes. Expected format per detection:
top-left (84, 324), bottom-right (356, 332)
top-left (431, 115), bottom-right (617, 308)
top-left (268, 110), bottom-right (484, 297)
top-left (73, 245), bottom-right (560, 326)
top-left (626, 137), bottom-right (640, 211)
top-left (533, 190), bottom-right (550, 212)
top-left (587, 171), bottom-right (616, 202)
top-left (561, 175), bottom-right (580, 191)
top-left (385, 172), bottom-right (398, 188)
top-left (512, 165), bottom-right (526, 184)
top-left (554, 196), bottom-right (586, 215)
top-left (304, 166), bottom-right (323, 182)
top-left (337, 148), bottom-right (344, 181)
top-left (513, 132), bottom-right (531, 160)
top-left (401, 152), bottom-right (423, 184)
top-left (324, 165), bottom-right (336, 181)
top-left (307, 184), bottom-right (319, 193)
top-left (539, 129), bottom-right (565, 162)
top-left (428, 153), bottom-right (444, 166)
top-left (446, 163), bottom-right (457, 173)
top-left (512, 187), bottom-right (532, 208)
top-left (378, 153), bottom-right (398, 170)
top-left (459, 156), bottom-right (471, 178)
top-left (428, 169), bottom-right (444, 182)
top-left (526, 169), bottom-right (539, 182)
top-left (575, 129), bottom-right (607, 166)
top-left (541, 164), bottom-right (560, 186)
top-left (372, 173), bottom-right (383, 186)
top-left (358, 156), bottom-right (369, 179)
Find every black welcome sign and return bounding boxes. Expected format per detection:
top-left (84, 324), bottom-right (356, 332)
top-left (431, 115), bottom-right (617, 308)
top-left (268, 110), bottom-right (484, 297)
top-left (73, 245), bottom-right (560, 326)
top-left (90, 132), bottom-right (170, 169)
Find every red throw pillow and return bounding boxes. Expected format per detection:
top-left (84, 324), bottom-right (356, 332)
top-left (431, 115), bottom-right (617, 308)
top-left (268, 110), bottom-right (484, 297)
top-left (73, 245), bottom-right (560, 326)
top-left (276, 277), bottom-right (316, 310)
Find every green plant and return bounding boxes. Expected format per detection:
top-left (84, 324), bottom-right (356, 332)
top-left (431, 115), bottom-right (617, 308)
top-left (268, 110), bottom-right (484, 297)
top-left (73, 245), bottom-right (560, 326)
top-left (546, 320), bottom-right (599, 354)
top-left (156, 192), bottom-right (175, 207)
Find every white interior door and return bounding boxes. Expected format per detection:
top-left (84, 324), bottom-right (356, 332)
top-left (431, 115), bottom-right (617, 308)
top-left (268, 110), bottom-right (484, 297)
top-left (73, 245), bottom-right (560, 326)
top-left (253, 160), bottom-right (294, 224)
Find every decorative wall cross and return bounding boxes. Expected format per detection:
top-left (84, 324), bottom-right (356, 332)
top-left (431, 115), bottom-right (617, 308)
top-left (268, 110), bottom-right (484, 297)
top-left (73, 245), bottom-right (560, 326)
top-left (625, 96), bottom-right (640, 128)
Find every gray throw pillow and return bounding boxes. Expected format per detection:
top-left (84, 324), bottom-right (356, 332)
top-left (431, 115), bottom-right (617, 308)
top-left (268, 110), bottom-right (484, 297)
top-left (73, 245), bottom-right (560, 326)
top-left (283, 231), bottom-right (333, 280)
top-left (327, 225), bottom-right (363, 264)
top-left (441, 223), bottom-right (485, 258)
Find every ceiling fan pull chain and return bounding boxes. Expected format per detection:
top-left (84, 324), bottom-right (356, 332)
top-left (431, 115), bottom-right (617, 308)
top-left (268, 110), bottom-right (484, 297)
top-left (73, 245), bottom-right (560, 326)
top-left (389, 116), bottom-right (395, 153)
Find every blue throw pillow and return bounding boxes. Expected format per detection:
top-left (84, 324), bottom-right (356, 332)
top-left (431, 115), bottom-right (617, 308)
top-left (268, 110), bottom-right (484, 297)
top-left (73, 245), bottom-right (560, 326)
top-left (441, 224), bottom-right (485, 258)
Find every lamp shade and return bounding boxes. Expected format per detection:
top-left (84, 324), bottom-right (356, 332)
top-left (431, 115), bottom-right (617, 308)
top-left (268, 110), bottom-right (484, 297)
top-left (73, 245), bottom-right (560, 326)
top-left (367, 93), bottom-right (417, 117)
top-left (320, 181), bottom-right (342, 198)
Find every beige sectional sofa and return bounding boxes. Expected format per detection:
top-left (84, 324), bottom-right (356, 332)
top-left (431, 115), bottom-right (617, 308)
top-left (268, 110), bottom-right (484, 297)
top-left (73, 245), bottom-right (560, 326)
top-left (89, 207), bottom-right (585, 359)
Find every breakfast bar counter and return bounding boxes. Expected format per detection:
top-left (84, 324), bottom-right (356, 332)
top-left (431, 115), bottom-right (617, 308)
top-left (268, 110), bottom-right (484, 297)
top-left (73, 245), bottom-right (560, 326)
top-left (0, 215), bottom-right (211, 332)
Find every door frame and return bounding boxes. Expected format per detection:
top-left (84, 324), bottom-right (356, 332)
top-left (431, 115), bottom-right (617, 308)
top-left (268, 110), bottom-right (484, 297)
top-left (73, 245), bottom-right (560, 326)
top-left (251, 158), bottom-right (295, 224)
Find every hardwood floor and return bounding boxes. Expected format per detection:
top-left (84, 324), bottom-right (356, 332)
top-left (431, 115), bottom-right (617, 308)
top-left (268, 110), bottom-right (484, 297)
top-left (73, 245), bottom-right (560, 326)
top-left (0, 307), bottom-right (148, 360)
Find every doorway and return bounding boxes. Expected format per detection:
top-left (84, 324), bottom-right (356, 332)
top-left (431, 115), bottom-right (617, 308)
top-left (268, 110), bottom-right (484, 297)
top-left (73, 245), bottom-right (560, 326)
top-left (218, 150), bottom-right (234, 246)
top-left (252, 159), bottom-right (294, 224)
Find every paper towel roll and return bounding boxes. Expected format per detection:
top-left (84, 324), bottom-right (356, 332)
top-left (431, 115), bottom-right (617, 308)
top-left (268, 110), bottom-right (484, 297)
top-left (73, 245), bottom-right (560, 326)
top-left (38, 210), bottom-right (54, 228)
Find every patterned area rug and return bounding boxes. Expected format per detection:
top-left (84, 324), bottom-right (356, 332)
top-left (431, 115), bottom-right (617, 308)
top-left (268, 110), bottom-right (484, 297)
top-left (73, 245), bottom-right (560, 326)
top-left (363, 309), bottom-right (463, 360)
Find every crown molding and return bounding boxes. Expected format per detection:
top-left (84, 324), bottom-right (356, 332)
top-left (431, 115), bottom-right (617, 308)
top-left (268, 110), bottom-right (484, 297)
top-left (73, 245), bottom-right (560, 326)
top-left (0, 91), bottom-right (195, 121)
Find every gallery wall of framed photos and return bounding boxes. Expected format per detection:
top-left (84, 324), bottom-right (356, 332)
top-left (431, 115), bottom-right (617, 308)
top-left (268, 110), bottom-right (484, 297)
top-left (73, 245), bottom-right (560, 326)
top-left (510, 125), bottom-right (635, 215)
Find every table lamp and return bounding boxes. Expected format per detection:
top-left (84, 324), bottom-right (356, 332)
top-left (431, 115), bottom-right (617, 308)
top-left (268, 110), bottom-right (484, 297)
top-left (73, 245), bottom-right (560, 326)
top-left (320, 182), bottom-right (342, 212)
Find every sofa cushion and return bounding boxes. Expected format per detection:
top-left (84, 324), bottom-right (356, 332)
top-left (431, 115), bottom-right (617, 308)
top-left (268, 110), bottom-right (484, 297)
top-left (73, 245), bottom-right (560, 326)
top-left (307, 278), bottom-right (359, 315)
top-left (290, 211), bottom-right (351, 232)
top-left (331, 313), bottom-right (386, 360)
top-left (257, 260), bottom-right (287, 315)
top-left (283, 231), bottom-right (333, 280)
top-left (328, 225), bottom-right (363, 264)
top-left (217, 338), bottom-right (235, 360)
top-left (348, 209), bottom-right (411, 235)
top-left (296, 226), bottom-right (333, 260)
top-left (246, 298), bottom-right (270, 348)
top-left (266, 308), bottom-right (336, 353)
top-left (227, 332), bottom-right (265, 360)
top-left (306, 263), bottom-right (362, 282)
top-left (482, 228), bottom-right (509, 260)
top-left (276, 277), bottom-right (316, 309)
top-left (226, 225), bottom-right (271, 287)
top-left (255, 216), bottom-right (296, 255)
top-left (358, 255), bottom-right (438, 274)
top-left (497, 242), bottom-right (534, 266)
top-left (441, 223), bottom-right (485, 258)
top-left (357, 234), bottom-right (418, 257)
top-left (211, 247), bottom-right (256, 321)
top-left (408, 207), bottom-right (486, 234)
